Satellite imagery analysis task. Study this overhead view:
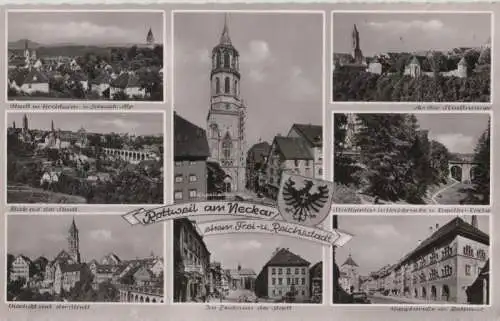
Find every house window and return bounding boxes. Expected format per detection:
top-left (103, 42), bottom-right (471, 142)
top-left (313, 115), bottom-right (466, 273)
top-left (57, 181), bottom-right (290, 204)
top-left (190, 161), bottom-right (196, 166)
top-left (222, 135), bottom-right (232, 159)
top-left (302, 278), bottom-right (305, 285)
top-left (465, 265), bottom-right (471, 276)
top-left (224, 52), bottom-right (230, 68)
top-left (189, 175), bottom-right (197, 182)
top-left (318, 168), bottom-right (323, 176)
top-left (272, 278), bottom-right (276, 285)
top-left (224, 77), bottom-right (230, 93)
top-left (175, 175), bottom-right (183, 183)
top-left (271, 268), bottom-right (276, 275)
top-left (174, 191), bottom-right (183, 200)
top-left (287, 278), bottom-right (290, 285)
top-left (301, 290), bottom-right (305, 296)
top-left (305, 160), bottom-right (310, 166)
top-left (234, 80), bottom-right (238, 95)
top-left (215, 77), bottom-right (220, 94)
top-left (287, 268), bottom-right (291, 275)
top-left (189, 189), bottom-right (197, 199)
top-left (294, 160), bottom-right (299, 167)
top-left (278, 278), bottom-right (282, 285)
top-left (295, 268), bottom-right (299, 274)
top-left (278, 290), bottom-right (282, 296)
top-left (278, 268), bottom-right (282, 275)
top-left (301, 268), bottom-right (306, 274)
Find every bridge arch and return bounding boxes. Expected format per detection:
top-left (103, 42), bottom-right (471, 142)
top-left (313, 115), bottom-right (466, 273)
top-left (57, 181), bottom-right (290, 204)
top-left (448, 161), bottom-right (478, 184)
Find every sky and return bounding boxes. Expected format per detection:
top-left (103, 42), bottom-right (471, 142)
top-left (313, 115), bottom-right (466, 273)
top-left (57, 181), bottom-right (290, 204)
top-left (7, 215), bottom-right (164, 262)
top-left (415, 113), bottom-right (490, 154)
top-left (8, 112), bottom-right (164, 136)
top-left (174, 12), bottom-right (323, 148)
top-left (8, 11), bottom-right (164, 46)
top-left (333, 12), bottom-right (491, 56)
top-left (193, 215), bottom-right (323, 273)
top-left (336, 215), bottom-right (490, 276)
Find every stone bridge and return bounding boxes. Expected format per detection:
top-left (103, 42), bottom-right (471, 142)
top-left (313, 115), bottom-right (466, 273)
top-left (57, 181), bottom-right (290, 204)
top-left (448, 160), bottom-right (478, 184)
top-left (118, 285), bottom-right (164, 303)
top-left (102, 148), bottom-right (158, 164)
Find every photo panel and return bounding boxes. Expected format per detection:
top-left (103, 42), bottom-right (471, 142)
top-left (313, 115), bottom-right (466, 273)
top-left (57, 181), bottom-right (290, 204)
top-left (6, 10), bottom-right (165, 103)
top-left (6, 214), bottom-right (166, 304)
top-left (332, 111), bottom-right (491, 206)
top-left (331, 11), bottom-right (492, 103)
top-left (6, 111), bottom-right (165, 206)
top-left (332, 214), bottom-right (490, 305)
top-left (167, 10), bottom-right (330, 305)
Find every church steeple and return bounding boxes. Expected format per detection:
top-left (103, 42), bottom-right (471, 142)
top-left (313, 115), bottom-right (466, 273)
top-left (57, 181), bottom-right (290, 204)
top-left (220, 14), bottom-right (232, 45)
top-left (68, 217), bottom-right (81, 264)
top-left (51, 120), bottom-right (55, 132)
top-left (351, 24), bottom-right (364, 65)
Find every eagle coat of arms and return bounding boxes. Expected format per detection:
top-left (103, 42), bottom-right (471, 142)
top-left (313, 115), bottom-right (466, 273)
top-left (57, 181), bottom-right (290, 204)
top-left (277, 172), bottom-right (334, 227)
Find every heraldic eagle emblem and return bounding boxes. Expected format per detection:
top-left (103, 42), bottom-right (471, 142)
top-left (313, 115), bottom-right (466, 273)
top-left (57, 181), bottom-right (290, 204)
top-left (277, 173), bottom-right (334, 227)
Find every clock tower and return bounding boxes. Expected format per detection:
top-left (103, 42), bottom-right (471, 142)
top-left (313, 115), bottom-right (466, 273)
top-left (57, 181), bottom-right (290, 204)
top-left (207, 14), bottom-right (247, 193)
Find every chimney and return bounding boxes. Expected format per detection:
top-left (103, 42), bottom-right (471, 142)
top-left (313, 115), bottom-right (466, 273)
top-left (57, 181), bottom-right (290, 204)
top-left (435, 223), bottom-right (439, 230)
top-left (471, 215), bottom-right (478, 229)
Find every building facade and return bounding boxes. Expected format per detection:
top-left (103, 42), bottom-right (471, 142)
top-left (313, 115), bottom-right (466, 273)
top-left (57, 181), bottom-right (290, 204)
top-left (287, 124), bottom-right (323, 179)
top-left (368, 216), bottom-right (489, 303)
top-left (174, 113), bottom-right (210, 203)
top-left (309, 261), bottom-right (323, 303)
top-left (174, 218), bottom-right (211, 302)
top-left (339, 254), bottom-right (360, 293)
top-left (10, 255), bottom-right (31, 282)
top-left (255, 248), bottom-right (311, 302)
top-left (206, 16), bottom-right (247, 193)
top-left (227, 264), bottom-right (256, 291)
top-left (245, 141), bottom-right (270, 193)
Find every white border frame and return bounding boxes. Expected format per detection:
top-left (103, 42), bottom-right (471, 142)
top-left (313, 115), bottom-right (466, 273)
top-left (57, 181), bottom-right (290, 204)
top-left (170, 8), bottom-right (327, 307)
top-left (330, 10), bottom-right (494, 105)
top-left (5, 9), bottom-right (167, 105)
top-left (4, 109), bottom-right (168, 209)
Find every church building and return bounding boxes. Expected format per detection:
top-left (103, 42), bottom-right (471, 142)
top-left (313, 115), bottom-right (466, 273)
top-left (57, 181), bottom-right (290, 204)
top-left (206, 15), bottom-right (247, 193)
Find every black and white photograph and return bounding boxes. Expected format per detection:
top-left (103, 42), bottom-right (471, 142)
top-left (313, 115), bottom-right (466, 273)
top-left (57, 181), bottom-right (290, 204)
top-left (173, 216), bottom-right (323, 303)
top-left (7, 112), bottom-right (164, 204)
top-left (333, 112), bottom-right (491, 205)
top-left (7, 215), bottom-right (165, 303)
top-left (173, 11), bottom-right (323, 204)
top-left (332, 12), bottom-right (491, 102)
top-left (7, 10), bottom-right (164, 101)
top-left (332, 215), bottom-right (490, 305)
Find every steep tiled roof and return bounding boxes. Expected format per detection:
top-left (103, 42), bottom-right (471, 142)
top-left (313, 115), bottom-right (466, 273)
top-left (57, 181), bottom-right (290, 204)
top-left (290, 124), bottom-right (322, 147)
top-left (111, 72), bottom-right (141, 89)
top-left (401, 217), bottom-right (489, 265)
top-left (174, 113), bottom-right (210, 159)
top-left (265, 248), bottom-right (310, 267)
top-left (342, 254), bottom-right (359, 267)
top-left (273, 136), bottom-right (313, 160)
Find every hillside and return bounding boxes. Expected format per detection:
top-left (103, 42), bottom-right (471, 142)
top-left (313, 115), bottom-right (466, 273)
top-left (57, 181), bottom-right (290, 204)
top-left (9, 39), bottom-right (40, 50)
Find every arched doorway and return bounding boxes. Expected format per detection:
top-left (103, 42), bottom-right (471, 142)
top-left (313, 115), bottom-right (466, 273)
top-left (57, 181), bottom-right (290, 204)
top-left (451, 165), bottom-right (462, 181)
top-left (146, 297), bottom-right (150, 303)
top-left (442, 285), bottom-right (450, 301)
top-left (431, 286), bottom-right (437, 300)
top-left (421, 287), bottom-right (427, 299)
top-left (223, 176), bottom-right (232, 193)
top-left (414, 288), bottom-right (418, 298)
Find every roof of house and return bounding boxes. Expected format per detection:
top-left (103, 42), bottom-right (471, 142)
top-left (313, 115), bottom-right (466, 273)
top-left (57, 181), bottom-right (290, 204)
top-left (111, 72), bottom-right (142, 89)
top-left (400, 217), bottom-right (489, 265)
top-left (247, 141), bottom-right (270, 160)
top-left (265, 248), bottom-right (310, 267)
top-left (342, 254), bottom-right (359, 267)
top-left (22, 69), bottom-right (49, 85)
top-left (273, 136), bottom-right (313, 160)
top-left (61, 263), bottom-right (88, 273)
top-left (174, 113), bottom-right (210, 159)
top-left (18, 255), bottom-right (32, 263)
top-left (310, 261), bottom-right (323, 276)
top-left (290, 124), bottom-right (323, 147)
top-left (229, 268), bottom-right (256, 278)
top-left (91, 72), bottom-right (112, 85)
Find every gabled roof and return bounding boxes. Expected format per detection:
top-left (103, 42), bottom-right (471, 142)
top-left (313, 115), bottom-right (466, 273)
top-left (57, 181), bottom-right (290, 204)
top-left (111, 72), bottom-right (141, 89)
top-left (247, 141), bottom-right (270, 160)
top-left (22, 69), bottom-right (49, 85)
top-left (174, 113), bottom-right (210, 159)
top-left (290, 124), bottom-right (322, 147)
top-left (17, 255), bottom-right (32, 263)
top-left (265, 248), bottom-right (310, 267)
top-left (400, 217), bottom-right (489, 265)
top-left (229, 268), bottom-right (256, 278)
top-left (342, 254), bottom-right (359, 267)
top-left (273, 136), bottom-right (313, 160)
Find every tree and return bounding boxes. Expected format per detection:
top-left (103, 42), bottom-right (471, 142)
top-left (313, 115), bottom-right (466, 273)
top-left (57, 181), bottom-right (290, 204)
top-left (429, 140), bottom-right (451, 184)
top-left (96, 281), bottom-right (119, 302)
top-left (470, 120), bottom-right (490, 204)
top-left (333, 113), bottom-right (361, 186)
top-left (112, 90), bottom-right (129, 101)
top-left (7, 254), bottom-right (14, 281)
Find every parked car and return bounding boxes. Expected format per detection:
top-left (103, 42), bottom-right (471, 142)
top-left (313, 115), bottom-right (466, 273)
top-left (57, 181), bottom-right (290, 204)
top-left (351, 292), bottom-right (371, 304)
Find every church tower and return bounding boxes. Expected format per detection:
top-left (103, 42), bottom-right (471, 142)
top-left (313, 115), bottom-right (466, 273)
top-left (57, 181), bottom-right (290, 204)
top-left (68, 217), bottom-right (81, 264)
top-left (146, 27), bottom-right (155, 49)
top-left (207, 14), bottom-right (247, 193)
top-left (351, 24), bottom-right (364, 65)
top-left (22, 114), bottom-right (28, 133)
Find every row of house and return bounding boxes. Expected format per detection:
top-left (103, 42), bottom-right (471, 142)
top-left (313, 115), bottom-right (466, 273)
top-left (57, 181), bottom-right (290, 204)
top-left (360, 216), bottom-right (489, 304)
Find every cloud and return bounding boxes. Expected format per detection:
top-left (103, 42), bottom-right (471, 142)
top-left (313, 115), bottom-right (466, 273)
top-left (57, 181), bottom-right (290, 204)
top-left (354, 223), bottom-right (405, 240)
top-left (197, 48), bottom-right (211, 64)
top-left (431, 133), bottom-right (475, 153)
top-left (89, 229), bottom-right (113, 242)
top-left (44, 233), bottom-right (66, 242)
top-left (368, 19), bottom-right (445, 33)
top-left (95, 118), bottom-right (141, 131)
top-left (285, 66), bottom-right (319, 101)
top-left (221, 239), bottom-right (263, 251)
top-left (241, 40), bottom-right (274, 83)
top-left (24, 22), bottom-right (142, 44)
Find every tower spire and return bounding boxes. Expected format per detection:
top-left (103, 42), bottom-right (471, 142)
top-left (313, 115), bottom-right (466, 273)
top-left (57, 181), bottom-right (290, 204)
top-left (220, 13), bottom-right (232, 45)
